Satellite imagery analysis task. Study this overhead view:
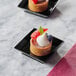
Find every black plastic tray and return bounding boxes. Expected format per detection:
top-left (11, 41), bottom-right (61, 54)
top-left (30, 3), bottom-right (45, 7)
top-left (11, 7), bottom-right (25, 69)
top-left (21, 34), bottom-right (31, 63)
top-left (18, 0), bottom-right (58, 18)
top-left (15, 28), bottom-right (63, 63)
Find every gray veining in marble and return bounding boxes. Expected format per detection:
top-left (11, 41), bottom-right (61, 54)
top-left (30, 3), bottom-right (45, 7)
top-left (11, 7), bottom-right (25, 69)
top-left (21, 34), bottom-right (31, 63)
top-left (0, 0), bottom-right (76, 76)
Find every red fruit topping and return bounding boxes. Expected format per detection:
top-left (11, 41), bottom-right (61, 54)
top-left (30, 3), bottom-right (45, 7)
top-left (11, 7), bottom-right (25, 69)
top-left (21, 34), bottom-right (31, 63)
top-left (32, 0), bottom-right (38, 4)
top-left (31, 30), bottom-right (40, 39)
top-left (43, 28), bottom-right (48, 32)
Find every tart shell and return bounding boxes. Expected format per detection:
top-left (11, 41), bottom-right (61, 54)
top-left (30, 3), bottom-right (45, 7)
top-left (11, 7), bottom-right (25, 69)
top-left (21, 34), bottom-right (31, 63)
top-left (30, 39), bottom-right (52, 56)
top-left (28, 0), bottom-right (49, 12)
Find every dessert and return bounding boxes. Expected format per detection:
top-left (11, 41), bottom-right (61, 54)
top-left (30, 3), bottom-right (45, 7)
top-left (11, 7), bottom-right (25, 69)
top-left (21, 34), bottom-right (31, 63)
top-left (28, 0), bottom-right (49, 12)
top-left (30, 26), bottom-right (52, 56)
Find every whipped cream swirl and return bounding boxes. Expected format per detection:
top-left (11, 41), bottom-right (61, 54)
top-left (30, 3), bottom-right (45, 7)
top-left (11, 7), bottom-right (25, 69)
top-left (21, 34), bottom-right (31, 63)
top-left (37, 33), bottom-right (50, 46)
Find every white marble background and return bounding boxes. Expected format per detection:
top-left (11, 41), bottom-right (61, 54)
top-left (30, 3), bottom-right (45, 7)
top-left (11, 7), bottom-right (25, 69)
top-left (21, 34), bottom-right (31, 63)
top-left (0, 0), bottom-right (76, 76)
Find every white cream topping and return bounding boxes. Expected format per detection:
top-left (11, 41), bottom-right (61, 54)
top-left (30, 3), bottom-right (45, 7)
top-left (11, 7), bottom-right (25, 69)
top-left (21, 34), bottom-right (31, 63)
top-left (37, 33), bottom-right (50, 46)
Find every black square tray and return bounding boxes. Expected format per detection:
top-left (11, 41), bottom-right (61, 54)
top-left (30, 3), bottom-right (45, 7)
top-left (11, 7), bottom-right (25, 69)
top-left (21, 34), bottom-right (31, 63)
top-left (15, 28), bottom-right (63, 63)
top-left (18, 0), bottom-right (58, 18)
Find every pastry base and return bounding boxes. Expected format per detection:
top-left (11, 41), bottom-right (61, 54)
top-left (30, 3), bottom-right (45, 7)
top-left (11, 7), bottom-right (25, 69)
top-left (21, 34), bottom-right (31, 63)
top-left (30, 39), bottom-right (52, 56)
top-left (28, 0), bottom-right (49, 12)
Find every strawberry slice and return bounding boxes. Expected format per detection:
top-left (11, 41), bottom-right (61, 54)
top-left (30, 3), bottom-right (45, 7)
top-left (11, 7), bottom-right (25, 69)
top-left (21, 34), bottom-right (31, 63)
top-left (31, 30), bottom-right (40, 39)
top-left (43, 28), bottom-right (48, 32)
top-left (32, 0), bottom-right (38, 4)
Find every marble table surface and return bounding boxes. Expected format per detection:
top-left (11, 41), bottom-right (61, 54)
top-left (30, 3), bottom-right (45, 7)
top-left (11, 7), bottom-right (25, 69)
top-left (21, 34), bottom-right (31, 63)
top-left (0, 0), bottom-right (76, 76)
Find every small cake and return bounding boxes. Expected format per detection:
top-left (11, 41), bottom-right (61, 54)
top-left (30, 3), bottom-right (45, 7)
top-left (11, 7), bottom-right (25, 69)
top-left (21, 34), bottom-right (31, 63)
top-left (28, 0), bottom-right (49, 12)
top-left (30, 26), bottom-right (52, 56)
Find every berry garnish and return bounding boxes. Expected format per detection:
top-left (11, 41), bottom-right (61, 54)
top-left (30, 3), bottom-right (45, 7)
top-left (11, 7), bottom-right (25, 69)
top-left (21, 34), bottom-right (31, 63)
top-left (47, 35), bottom-right (53, 41)
top-left (32, 0), bottom-right (38, 4)
top-left (43, 28), bottom-right (48, 32)
top-left (31, 26), bottom-right (48, 39)
top-left (31, 30), bottom-right (40, 39)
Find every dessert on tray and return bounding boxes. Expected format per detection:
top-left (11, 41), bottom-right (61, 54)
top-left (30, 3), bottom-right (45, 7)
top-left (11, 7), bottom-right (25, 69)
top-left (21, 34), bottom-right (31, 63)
top-left (28, 0), bottom-right (49, 12)
top-left (30, 26), bottom-right (52, 56)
